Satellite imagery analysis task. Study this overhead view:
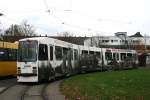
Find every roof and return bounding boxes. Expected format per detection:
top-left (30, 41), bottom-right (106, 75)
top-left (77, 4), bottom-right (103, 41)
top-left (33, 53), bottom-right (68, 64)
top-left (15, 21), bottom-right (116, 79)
top-left (51, 36), bottom-right (89, 45)
top-left (0, 41), bottom-right (17, 49)
top-left (1, 36), bottom-right (89, 45)
top-left (130, 32), bottom-right (143, 37)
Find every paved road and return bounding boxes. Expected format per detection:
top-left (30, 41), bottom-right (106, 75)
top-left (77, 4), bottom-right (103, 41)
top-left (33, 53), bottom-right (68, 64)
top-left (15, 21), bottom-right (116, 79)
top-left (0, 78), bottom-right (65, 100)
top-left (0, 78), bottom-right (17, 93)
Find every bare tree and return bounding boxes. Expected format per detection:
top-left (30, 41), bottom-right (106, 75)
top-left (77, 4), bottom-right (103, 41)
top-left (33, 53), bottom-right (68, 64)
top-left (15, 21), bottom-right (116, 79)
top-left (90, 35), bottom-right (104, 47)
top-left (0, 22), bottom-right (4, 35)
top-left (20, 20), bottom-right (36, 36)
top-left (135, 40), bottom-right (145, 54)
top-left (0, 28), bottom-right (2, 35)
top-left (57, 31), bottom-right (75, 37)
top-left (4, 20), bottom-right (36, 36)
top-left (5, 24), bottom-right (23, 36)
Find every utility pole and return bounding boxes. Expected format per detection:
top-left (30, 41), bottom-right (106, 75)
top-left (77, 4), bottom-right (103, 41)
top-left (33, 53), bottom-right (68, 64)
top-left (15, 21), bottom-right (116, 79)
top-left (12, 24), bottom-right (14, 36)
top-left (144, 34), bottom-right (147, 52)
top-left (98, 35), bottom-right (104, 70)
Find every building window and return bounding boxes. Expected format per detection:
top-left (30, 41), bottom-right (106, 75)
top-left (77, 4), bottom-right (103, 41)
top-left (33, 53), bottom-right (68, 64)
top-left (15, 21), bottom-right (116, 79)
top-left (95, 52), bottom-right (101, 59)
top-left (89, 51), bottom-right (94, 55)
top-left (105, 40), bottom-right (109, 42)
top-left (114, 40), bottom-right (118, 42)
top-left (82, 50), bottom-right (88, 54)
top-left (120, 53), bottom-right (126, 60)
top-left (105, 52), bottom-right (112, 60)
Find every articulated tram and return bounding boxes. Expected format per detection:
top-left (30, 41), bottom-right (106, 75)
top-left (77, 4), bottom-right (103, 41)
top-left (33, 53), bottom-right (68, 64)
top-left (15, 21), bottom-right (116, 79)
top-left (0, 41), bottom-right (17, 77)
top-left (17, 37), bottom-right (137, 82)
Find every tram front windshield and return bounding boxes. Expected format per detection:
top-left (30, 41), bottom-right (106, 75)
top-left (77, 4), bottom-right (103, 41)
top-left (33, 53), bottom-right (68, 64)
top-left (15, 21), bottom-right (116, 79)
top-left (18, 40), bottom-right (37, 62)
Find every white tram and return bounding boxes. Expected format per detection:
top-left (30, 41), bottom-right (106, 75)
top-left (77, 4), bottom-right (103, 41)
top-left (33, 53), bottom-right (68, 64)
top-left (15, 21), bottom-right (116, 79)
top-left (17, 37), bottom-right (137, 82)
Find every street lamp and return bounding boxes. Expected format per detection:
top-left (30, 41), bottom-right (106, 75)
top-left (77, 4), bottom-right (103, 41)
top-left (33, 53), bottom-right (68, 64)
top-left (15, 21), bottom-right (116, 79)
top-left (0, 13), bottom-right (4, 40)
top-left (0, 13), bottom-right (4, 16)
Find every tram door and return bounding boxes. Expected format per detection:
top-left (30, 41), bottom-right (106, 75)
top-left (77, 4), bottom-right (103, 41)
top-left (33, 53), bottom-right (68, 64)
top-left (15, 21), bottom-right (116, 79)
top-left (74, 49), bottom-right (79, 74)
top-left (67, 48), bottom-right (73, 74)
top-left (113, 53), bottom-right (119, 61)
top-left (49, 45), bottom-right (55, 78)
top-left (49, 45), bottom-right (55, 67)
top-left (38, 44), bottom-right (49, 81)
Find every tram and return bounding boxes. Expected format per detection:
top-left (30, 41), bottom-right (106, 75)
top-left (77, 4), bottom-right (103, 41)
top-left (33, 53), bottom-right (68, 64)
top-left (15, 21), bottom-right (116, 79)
top-left (17, 37), bottom-right (137, 82)
top-left (0, 41), bottom-right (17, 77)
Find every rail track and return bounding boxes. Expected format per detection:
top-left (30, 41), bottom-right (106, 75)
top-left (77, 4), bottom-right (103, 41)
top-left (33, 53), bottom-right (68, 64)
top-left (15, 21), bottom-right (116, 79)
top-left (19, 83), bottom-right (49, 100)
top-left (0, 84), bottom-right (17, 95)
top-left (0, 78), bottom-right (65, 100)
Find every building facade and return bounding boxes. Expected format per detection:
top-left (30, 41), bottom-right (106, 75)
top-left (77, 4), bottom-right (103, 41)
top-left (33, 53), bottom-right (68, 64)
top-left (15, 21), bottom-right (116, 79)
top-left (84, 32), bottom-right (150, 53)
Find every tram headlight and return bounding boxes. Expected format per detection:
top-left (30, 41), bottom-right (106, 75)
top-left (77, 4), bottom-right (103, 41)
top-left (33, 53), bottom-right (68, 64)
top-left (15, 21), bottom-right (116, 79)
top-left (32, 67), bottom-right (37, 74)
top-left (17, 67), bottom-right (21, 75)
top-left (17, 69), bottom-right (21, 74)
top-left (17, 67), bottom-right (20, 69)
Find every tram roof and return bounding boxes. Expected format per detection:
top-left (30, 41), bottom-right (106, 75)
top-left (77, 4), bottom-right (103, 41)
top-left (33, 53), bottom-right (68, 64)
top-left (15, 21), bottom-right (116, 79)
top-left (19, 37), bottom-right (78, 47)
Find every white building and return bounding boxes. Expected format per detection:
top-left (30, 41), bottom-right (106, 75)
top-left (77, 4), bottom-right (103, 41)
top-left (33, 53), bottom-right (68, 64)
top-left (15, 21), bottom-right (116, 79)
top-left (84, 32), bottom-right (150, 51)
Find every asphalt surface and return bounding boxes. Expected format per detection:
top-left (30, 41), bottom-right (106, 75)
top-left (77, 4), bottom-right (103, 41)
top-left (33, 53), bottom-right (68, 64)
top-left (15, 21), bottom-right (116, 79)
top-left (0, 78), bottom-right (65, 100)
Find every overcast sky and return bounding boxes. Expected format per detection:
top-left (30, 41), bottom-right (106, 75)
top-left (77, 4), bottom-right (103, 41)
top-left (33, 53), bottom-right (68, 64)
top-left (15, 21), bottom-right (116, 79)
top-left (0, 0), bottom-right (150, 36)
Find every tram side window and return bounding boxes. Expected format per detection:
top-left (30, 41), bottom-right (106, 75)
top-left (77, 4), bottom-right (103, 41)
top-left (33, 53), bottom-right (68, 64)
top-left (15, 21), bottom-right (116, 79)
top-left (12, 49), bottom-right (17, 60)
top-left (121, 53), bottom-right (126, 60)
top-left (50, 46), bottom-right (53, 61)
top-left (0, 48), bottom-right (17, 61)
top-left (105, 52), bottom-right (112, 60)
top-left (63, 48), bottom-right (68, 56)
top-left (127, 53), bottom-right (132, 58)
top-left (117, 53), bottom-right (119, 60)
top-left (66, 48), bottom-right (73, 60)
top-left (82, 50), bottom-right (88, 55)
top-left (8, 49), bottom-right (17, 61)
top-left (113, 53), bottom-right (116, 60)
top-left (113, 53), bottom-right (119, 60)
top-left (0, 49), bottom-right (8, 61)
top-left (55, 46), bottom-right (62, 60)
top-left (95, 52), bottom-right (101, 59)
top-left (71, 49), bottom-right (73, 60)
top-left (39, 44), bottom-right (48, 60)
top-left (0, 49), bottom-right (3, 60)
top-left (62, 47), bottom-right (68, 60)
top-left (89, 51), bottom-right (94, 55)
